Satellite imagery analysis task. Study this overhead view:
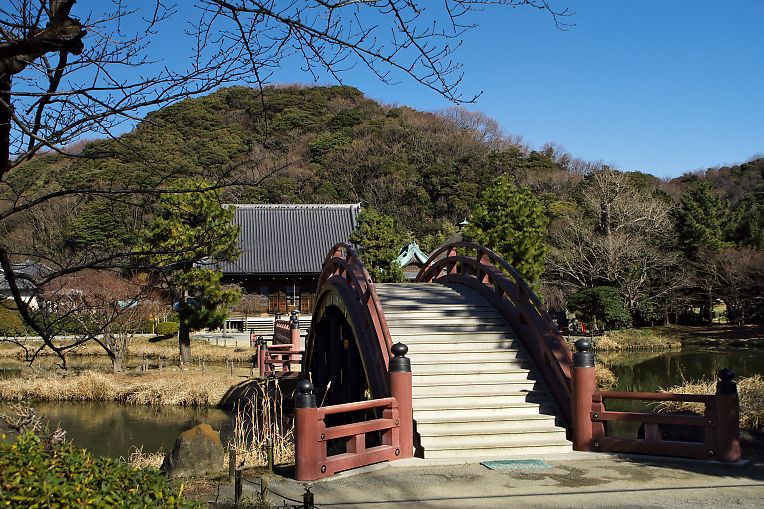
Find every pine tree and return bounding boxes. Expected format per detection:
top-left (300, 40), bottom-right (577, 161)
top-left (677, 180), bottom-right (726, 255)
top-left (143, 179), bottom-right (240, 362)
top-left (465, 176), bottom-right (549, 284)
top-left (349, 208), bottom-right (406, 283)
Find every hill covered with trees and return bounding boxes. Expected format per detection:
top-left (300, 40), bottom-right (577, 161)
top-left (5, 85), bottom-right (763, 327)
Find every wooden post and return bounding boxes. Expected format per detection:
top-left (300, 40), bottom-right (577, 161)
top-left (389, 343), bottom-right (413, 459)
top-left (290, 310), bottom-right (300, 372)
top-left (258, 337), bottom-right (267, 377)
top-left (294, 380), bottom-right (323, 481)
top-left (229, 447), bottom-right (236, 483)
top-left (715, 368), bottom-right (741, 462)
top-left (572, 338), bottom-right (596, 452)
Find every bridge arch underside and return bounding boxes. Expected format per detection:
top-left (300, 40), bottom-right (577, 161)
top-left (305, 279), bottom-right (389, 408)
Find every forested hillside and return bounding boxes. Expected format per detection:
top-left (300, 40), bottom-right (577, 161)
top-left (4, 85), bottom-right (763, 326)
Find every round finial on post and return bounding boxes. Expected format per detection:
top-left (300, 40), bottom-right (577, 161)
top-left (290, 310), bottom-right (300, 329)
top-left (295, 379), bottom-right (317, 408)
top-left (573, 338), bottom-right (595, 368)
top-left (389, 342), bottom-right (411, 372)
top-left (716, 368), bottom-right (737, 395)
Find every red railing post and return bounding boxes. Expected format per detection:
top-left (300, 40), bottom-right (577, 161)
top-left (257, 337), bottom-right (267, 377)
top-left (295, 380), bottom-right (324, 481)
top-left (290, 310), bottom-right (301, 371)
top-left (389, 343), bottom-right (413, 459)
top-left (571, 338), bottom-right (596, 451)
top-left (715, 368), bottom-right (741, 462)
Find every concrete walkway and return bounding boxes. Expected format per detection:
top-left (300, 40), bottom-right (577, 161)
top-left (244, 454), bottom-right (764, 508)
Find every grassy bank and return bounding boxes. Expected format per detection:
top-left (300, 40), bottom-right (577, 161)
top-left (588, 324), bottom-right (764, 352)
top-left (0, 335), bottom-right (255, 363)
top-left (656, 375), bottom-right (764, 430)
top-left (593, 327), bottom-right (682, 351)
top-left (0, 370), bottom-right (240, 406)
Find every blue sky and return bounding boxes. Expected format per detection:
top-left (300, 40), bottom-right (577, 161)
top-left (79, 1), bottom-right (764, 179)
top-left (337, 1), bottom-right (764, 178)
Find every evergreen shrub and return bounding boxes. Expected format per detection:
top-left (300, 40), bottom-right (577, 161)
top-left (0, 432), bottom-right (200, 508)
top-left (156, 321), bottom-right (180, 336)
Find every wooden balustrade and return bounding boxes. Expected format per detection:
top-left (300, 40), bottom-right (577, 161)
top-left (295, 343), bottom-right (413, 481)
top-left (572, 339), bottom-right (741, 462)
top-left (258, 311), bottom-right (304, 377)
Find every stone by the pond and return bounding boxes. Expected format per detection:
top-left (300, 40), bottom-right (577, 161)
top-left (161, 423), bottom-right (224, 478)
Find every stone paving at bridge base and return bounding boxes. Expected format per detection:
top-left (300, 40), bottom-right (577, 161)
top-left (248, 453), bottom-right (764, 508)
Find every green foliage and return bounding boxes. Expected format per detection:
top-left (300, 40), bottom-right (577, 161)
top-left (142, 179), bottom-right (241, 334)
top-left (65, 199), bottom-right (136, 251)
top-left (308, 131), bottom-right (352, 163)
top-left (0, 432), bottom-right (200, 508)
top-left (465, 176), bottom-right (549, 284)
top-left (176, 269), bottom-right (240, 330)
top-left (568, 287), bottom-right (631, 330)
top-left (677, 180), bottom-right (727, 254)
top-left (155, 321), bottom-right (180, 336)
top-left (349, 208), bottom-right (406, 283)
top-left (0, 303), bottom-right (31, 336)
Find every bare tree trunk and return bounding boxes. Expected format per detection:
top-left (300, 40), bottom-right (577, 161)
top-left (178, 319), bottom-right (191, 364)
top-left (0, 74), bottom-right (10, 179)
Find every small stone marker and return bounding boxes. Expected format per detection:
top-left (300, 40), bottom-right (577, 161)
top-left (161, 423), bottom-right (225, 478)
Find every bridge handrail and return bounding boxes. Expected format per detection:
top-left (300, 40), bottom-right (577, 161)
top-left (417, 241), bottom-right (573, 426)
top-left (316, 243), bottom-right (393, 369)
top-left (588, 389), bottom-right (735, 461)
top-left (595, 391), bottom-right (715, 403)
top-left (274, 319), bottom-right (291, 343)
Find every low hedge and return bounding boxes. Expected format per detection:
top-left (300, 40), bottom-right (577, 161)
top-left (0, 431), bottom-right (200, 508)
top-left (155, 321), bottom-right (180, 336)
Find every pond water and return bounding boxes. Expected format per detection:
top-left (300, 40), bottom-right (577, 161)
top-left (602, 346), bottom-right (764, 392)
top-left (0, 401), bottom-right (234, 459)
top-left (2, 345), bottom-right (762, 458)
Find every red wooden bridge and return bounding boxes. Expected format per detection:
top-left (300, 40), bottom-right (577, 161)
top-left (259, 242), bottom-right (742, 480)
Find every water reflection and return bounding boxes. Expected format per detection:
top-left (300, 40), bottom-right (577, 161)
top-left (0, 401), bottom-right (234, 459)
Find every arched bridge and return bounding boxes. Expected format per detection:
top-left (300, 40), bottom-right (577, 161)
top-left (304, 241), bottom-right (574, 459)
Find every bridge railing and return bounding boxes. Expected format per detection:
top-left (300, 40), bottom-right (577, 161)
top-left (295, 343), bottom-right (413, 481)
top-left (571, 339), bottom-right (741, 462)
top-left (316, 243), bottom-right (393, 370)
top-left (257, 311), bottom-right (303, 377)
top-left (417, 241), bottom-right (573, 427)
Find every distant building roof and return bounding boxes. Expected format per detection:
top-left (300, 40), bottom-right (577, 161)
top-left (219, 204), bottom-right (360, 275)
top-left (396, 241), bottom-right (429, 268)
top-left (0, 260), bottom-right (51, 294)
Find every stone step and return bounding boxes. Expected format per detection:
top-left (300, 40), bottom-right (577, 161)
top-left (407, 349), bottom-right (525, 364)
top-left (413, 391), bottom-right (550, 410)
top-left (384, 315), bottom-right (506, 326)
top-left (422, 442), bottom-right (573, 460)
top-left (412, 380), bottom-right (540, 397)
top-left (388, 325), bottom-right (517, 344)
top-left (411, 360), bottom-right (531, 375)
top-left (386, 324), bottom-right (511, 334)
top-left (413, 402), bottom-right (557, 420)
top-left (419, 428), bottom-right (569, 449)
top-left (404, 341), bottom-right (520, 353)
top-left (415, 414), bottom-right (559, 433)
top-left (413, 370), bottom-right (535, 385)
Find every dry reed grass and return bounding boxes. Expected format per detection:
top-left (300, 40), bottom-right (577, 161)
top-left (0, 336), bottom-right (253, 362)
top-left (124, 446), bottom-right (165, 469)
top-left (595, 328), bottom-right (681, 351)
top-left (0, 370), bottom-right (235, 406)
top-left (656, 375), bottom-right (764, 430)
top-left (596, 366), bottom-right (618, 390)
top-left (226, 380), bottom-right (294, 468)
